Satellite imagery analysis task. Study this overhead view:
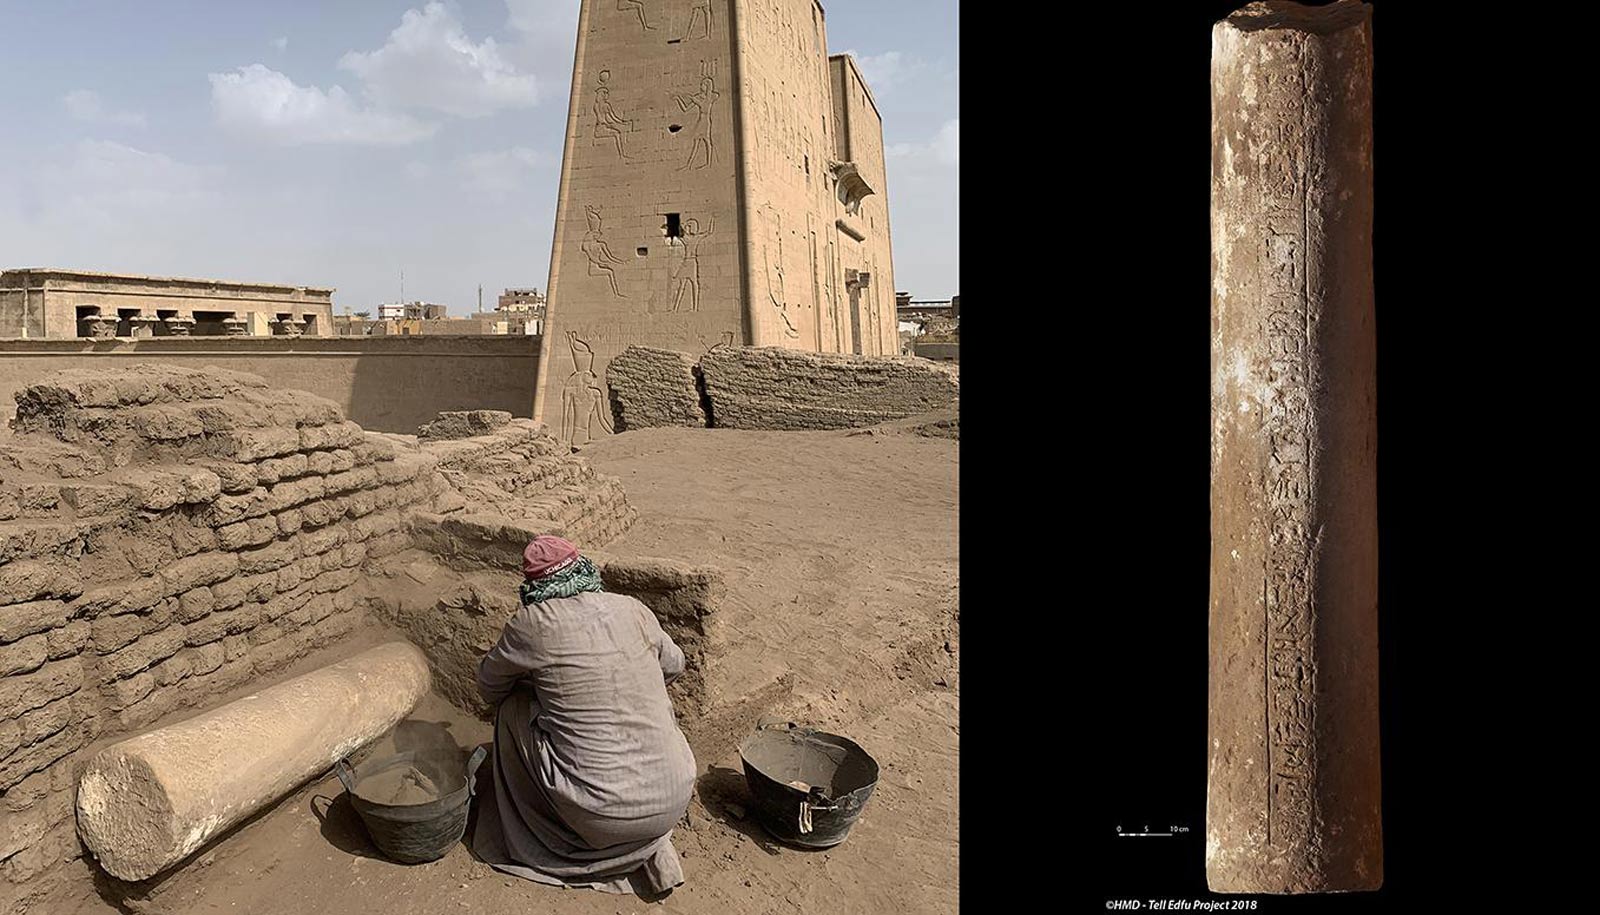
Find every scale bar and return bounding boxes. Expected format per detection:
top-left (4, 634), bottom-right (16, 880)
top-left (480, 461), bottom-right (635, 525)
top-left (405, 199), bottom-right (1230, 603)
top-left (1118, 832), bottom-right (1175, 837)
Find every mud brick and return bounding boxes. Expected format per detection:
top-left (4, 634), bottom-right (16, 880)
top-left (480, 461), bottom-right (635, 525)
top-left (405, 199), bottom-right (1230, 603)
top-left (275, 508), bottom-right (304, 535)
top-left (238, 540), bottom-right (299, 574)
top-left (0, 600), bottom-right (69, 644)
top-left (299, 527), bottom-right (346, 558)
top-left (306, 451), bottom-right (335, 476)
top-left (247, 624), bottom-right (284, 647)
top-left (255, 453), bottom-right (308, 486)
top-left (105, 671), bottom-right (156, 710)
top-left (152, 652), bottom-right (192, 688)
top-left (0, 660), bottom-right (83, 722)
top-left (45, 621), bottom-right (89, 660)
top-left (0, 720), bottom-right (91, 791)
top-left (173, 588), bottom-right (215, 624)
top-left (213, 427), bottom-right (301, 462)
top-left (91, 612), bottom-right (151, 654)
top-left (222, 634), bottom-right (249, 662)
top-left (117, 688), bottom-right (181, 732)
top-left (346, 492), bottom-right (377, 517)
top-left (0, 560), bottom-right (81, 605)
top-left (101, 626), bottom-right (186, 680)
top-left (216, 516), bottom-right (278, 551)
top-left (60, 483), bottom-right (136, 517)
top-left (207, 488), bottom-right (273, 526)
top-left (201, 460), bottom-right (258, 494)
top-left (162, 552), bottom-right (239, 594)
top-left (189, 642), bottom-right (225, 676)
top-left (0, 634), bottom-right (48, 677)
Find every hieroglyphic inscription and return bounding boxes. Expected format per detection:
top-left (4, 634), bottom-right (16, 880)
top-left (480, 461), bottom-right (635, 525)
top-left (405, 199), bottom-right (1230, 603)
top-left (1258, 44), bottom-right (1318, 850)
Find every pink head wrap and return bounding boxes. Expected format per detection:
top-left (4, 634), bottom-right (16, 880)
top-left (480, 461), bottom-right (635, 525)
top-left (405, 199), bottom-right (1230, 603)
top-left (522, 535), bottom-right (579, 579)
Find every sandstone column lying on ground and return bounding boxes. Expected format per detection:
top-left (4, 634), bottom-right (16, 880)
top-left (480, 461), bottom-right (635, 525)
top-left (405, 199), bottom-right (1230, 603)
top-left (1207, 0), bottom-right (1380, 894)
top-left (75, 642), bottom-right (430, 881)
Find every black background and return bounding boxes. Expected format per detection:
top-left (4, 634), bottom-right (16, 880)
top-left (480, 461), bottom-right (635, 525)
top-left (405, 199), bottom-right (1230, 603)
top-left (949, 0), bottom-right (1499, 909)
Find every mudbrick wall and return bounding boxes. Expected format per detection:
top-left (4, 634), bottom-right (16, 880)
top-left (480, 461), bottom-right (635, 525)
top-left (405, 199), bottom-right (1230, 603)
top-left (372, 508), bottom-right (787, 770)
top-left (700, 346), bottom-right (959, 430)
top-left (364, 541), bottom-right (720, 724)
top-left (0, 364), bottom-right (638, 912)
top-left (605, 347), bottom-right (708, 431)
top-left (604, 344), bottom-right (959, 433)
top-left (0, 335), bottom-right (541, 435)
top-left (392, 418), bottom-right (636, 548)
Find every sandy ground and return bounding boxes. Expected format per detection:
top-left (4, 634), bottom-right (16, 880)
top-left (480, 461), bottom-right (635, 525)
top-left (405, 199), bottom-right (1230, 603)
top-left (58, 423), bottom-right (958, 915)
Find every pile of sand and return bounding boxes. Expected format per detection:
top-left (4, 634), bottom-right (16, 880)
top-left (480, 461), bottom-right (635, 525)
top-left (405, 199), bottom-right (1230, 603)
top-left (356, 765), bottom-right (442, 806)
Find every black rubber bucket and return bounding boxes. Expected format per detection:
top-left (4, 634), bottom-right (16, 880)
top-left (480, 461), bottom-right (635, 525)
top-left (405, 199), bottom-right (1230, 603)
top-left (739, 722), bottom-right (879, 848)
top-left (334, 745), bottom-right (488, 864)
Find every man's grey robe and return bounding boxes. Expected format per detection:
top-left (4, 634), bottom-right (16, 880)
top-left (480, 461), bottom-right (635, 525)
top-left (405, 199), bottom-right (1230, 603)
top-left (470, 590), bottom-right (696, 895)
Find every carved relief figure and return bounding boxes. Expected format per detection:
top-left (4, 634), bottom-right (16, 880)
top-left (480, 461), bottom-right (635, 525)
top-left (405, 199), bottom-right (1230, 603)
top-left (683, 0), bottom-right (712, 40)
top-left (580, 206), bottom-right (627, 298)
top-left (561, 330), bottom-right (614, 444)
top-left (824, 238), bottom-right (839, 351)
top-left (669, 215), bottom-right (714, 313)
top-left (759, 205), bottom-right (800, 339)
top-left (618, 0), bottom-right (654, 31)
top-left (591, 70), bottom-right (632, 158)
top-left (672, 61), bottom-right (720, 170)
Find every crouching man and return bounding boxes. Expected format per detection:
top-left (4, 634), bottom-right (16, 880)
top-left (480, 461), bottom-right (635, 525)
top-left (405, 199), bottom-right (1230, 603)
top-left (470, 535), bottom-right (696, 896)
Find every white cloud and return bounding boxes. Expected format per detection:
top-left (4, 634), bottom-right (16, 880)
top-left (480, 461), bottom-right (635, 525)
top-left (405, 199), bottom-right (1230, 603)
top-left (500, 0), bottom-right (581, 88)
top-left (456, 147), bottom-right (552, 192)
top-left (272, 36), bottom-right (289, 51)
top-left (339, 2), bottom-right (539, 117)
top-left (835, 50), bottom-right (921, 96)
top-left (62, 90), bottom-right (146, 127)
top-left (854, 51), bottom-right (905, 91)
top-left (405, 161), bottom-right (432, 180)
top-left (504, 0), bottom-right (578, 37)
top-left (888, 118), bottom-right (959, 167)
top-left (208, 64), bottom-right (437, 146)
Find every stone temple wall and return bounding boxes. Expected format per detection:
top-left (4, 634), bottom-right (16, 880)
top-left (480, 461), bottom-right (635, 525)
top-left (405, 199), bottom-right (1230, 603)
top-left (0, 364), bottom-right (637, 912)
top-left (605, 344), bottom-right (959, 432)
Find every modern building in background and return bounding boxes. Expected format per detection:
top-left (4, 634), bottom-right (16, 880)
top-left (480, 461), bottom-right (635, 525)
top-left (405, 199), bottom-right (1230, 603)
top-left (0, 268), bottom-right (334, 338)
top-left (376, 301), bottom-right (448, 321)
top-left (497, 287), bottom-right (546, 312)
top-left (896, 291), bottom-right (959, 363)
top-left (496, 287), bottom-right (546, 335)
top-left (535, 0), bottom-right (897, 440)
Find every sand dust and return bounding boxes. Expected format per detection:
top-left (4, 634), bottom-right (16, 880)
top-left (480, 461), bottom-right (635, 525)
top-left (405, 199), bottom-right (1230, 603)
top-left (357, 766), bottom-right (443, 806)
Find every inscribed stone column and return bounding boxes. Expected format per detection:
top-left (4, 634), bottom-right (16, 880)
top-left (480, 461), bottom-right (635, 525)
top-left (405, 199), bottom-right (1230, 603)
top-left (76, 642), bottom-right (430, 881)
top-left (1207, 0), bottom-right (1379, 895)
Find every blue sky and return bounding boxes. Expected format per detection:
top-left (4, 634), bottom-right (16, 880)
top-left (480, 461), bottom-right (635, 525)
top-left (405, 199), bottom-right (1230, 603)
top-left (0, 0), bottom-right (958, 313)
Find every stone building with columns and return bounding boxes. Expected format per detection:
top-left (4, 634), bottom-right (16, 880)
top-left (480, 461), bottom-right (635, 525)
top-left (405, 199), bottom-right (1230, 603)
top-left (0, 268), bottom-right (335, 339)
